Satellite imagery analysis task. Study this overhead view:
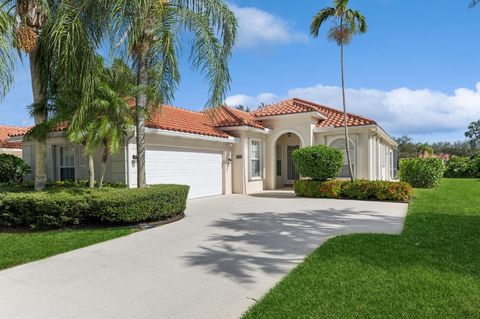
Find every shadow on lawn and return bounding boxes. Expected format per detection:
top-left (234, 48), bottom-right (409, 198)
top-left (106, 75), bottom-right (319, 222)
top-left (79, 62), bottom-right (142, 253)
top-left (183, 208), bottom-right (404, 283)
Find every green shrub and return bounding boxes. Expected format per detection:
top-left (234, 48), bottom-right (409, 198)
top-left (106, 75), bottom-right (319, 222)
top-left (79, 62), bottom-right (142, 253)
top-left (294, 180), bottom-right (342, 198)
top-left (294, 180), bottom-right (413, 202)
top-left (444, 157), bottom-right (472, 178)
top-left (88, 185), bottom-right (189, 224)
top-left (0, 154), bottom-right (30, 184)
top-left (467, 155), bottom-right (480, 178)
top-left (0, 184), bottom-right (189, 230)
top-left (341, 180), bottom-right (413, 202)
top-left (292, 145), bottom-right (343, 181)
top-left (399, 158), bottom-right (444, 188)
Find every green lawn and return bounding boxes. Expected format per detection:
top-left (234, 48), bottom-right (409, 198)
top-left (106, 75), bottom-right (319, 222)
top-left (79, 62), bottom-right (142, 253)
top-left (0, 228), bottom-right (133, 270)
top-left (243, 179), bottom-right (480, 319)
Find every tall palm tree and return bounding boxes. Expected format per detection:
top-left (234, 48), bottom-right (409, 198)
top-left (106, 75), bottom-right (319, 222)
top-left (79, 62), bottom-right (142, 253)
top-left (470, 0), bottom-right (479, 7)
top-left (310, 0), bottom-right (367, 182)
top-left (109, 0), bottom-right (237, 188)
top-left (0, 0), bottom-right (111, 191)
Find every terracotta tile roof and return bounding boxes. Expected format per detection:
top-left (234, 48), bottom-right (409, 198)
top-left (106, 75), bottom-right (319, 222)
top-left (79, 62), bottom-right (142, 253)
top-left (253, 98), bottom-right (377, 128)
top-left (0, 125), bottom-right (29, 149)
top-left (146, 105), bottom-right (232, 138)
top-left (207, 106), bottom-right (266, 130)
top-left (7, 98), bottom-right (379, 141)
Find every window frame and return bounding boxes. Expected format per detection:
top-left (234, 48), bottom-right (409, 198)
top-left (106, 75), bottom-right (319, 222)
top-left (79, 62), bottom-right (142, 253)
top-left (328, 137), bottom-right (357, 179)
top-left (275, 145), bottom-right (282, 177)
top-left (249, 139), bottom-right (263, 180)
top-left (58, 145), bottom-right (76, 181)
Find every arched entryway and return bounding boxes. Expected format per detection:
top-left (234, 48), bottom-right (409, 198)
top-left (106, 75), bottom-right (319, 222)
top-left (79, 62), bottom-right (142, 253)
top-left (270, 131), bottom-right (305, 189)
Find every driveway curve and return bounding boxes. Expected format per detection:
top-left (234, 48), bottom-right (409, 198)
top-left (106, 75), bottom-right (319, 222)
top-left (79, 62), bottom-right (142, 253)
top-left (0, 191), bottom-right (407, 319)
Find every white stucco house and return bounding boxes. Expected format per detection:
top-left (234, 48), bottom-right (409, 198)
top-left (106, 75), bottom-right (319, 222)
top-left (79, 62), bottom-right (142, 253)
top-left (10, 98), bottom-right (396, 198)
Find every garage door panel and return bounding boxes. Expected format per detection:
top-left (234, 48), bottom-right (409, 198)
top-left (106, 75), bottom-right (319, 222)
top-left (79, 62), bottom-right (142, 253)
top-left (146, 147), bottom-right (223, 199)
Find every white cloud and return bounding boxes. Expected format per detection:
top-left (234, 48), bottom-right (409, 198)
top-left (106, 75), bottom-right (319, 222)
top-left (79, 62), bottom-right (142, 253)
top-left (230, 4), bottom-right (308, 48)
top-left (225, 92), bottom-right (278, 108)
top-left (226, 83), bottom-right (480, 138)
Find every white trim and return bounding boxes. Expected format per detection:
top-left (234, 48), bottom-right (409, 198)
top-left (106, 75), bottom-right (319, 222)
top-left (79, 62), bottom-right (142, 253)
top-left (255, 111), bottom-right (327, 121)
top-left (144, 127), bottom-right (238, 143)
top-left (219, 126), bottom-right (271, 135)
top-left (314, 125), bottom-right (396, 146)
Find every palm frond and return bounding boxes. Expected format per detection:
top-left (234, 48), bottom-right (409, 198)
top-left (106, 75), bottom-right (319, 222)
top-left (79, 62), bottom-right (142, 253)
top-left (310, 7), bottom-right (335, 37)
top-left (0, 1), bottom-right (16, 99)
top-left (469, 0), bottom-right (480, 8)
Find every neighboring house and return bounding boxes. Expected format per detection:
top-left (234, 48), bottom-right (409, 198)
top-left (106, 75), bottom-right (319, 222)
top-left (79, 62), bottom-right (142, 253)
top-left (10, 98), bottom-right (396, 198)
top-left (0, 125), bottom-right (29, 158)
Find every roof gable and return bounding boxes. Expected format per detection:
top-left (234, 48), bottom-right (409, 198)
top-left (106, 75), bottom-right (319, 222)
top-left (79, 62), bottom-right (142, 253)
top-left (253, 98), bottom-right (376, 128)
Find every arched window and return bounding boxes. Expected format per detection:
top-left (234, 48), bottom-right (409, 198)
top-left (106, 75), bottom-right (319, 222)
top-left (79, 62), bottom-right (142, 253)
top-left (329, 138), bottom-right (356, 178)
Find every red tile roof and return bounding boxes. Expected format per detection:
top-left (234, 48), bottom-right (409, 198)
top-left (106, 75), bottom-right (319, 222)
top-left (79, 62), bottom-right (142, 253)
top-left (254, 98), bottom-right (376, 128)
top-left (207, 106), bottom-right (266, 130)
top-left (6, 98), bottom-right (379, 140)
top-left (0, 125), bottom-right (29, 149)
top-left (146, 105), bottom-right (231, 138)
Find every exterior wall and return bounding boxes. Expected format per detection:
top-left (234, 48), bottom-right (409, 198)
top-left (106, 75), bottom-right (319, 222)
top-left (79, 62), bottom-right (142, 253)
top-left (22, 135), bottom-right (126, 184)
top-left (228, 130), bottom-right (268, 194)
top-left (0, 148), bottom-right (22, 158)
top-left (313, 126), bottom-right (396, 181)
top-left (261, 114), bottom-right (315, 190)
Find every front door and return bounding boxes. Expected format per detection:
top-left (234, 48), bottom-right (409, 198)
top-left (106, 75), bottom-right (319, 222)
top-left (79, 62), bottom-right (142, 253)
top-left (286, 145), bottom-right (300, 184)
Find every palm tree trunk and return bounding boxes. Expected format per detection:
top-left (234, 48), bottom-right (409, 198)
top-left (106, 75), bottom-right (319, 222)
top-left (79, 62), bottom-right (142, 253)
top-left (135, 44), bottom-right (148, 188)
top-left (340, 19), bottom-right (354, 182)
top-left (30, 48), bottom-right (48, 191)
top-left (88, 153), bottom-right (95, 188)
top-left (98, 144), bottom-right (109, 189)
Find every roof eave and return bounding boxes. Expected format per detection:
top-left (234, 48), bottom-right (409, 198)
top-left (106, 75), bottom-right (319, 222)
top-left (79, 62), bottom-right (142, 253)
top-left (254, 111), bottom-right (327, 121)
top-left (218, 126), bottom-right (271, 135)
top-left (145, 127), bottom-right (238, 143)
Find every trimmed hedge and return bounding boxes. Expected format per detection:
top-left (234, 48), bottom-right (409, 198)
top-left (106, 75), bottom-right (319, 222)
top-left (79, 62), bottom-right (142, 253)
top-left (294, 179), bottom-right (413, 202)
top-left (292, 145), bottom-right (343, 181)
top-left (399, 158), bottom-right (444, 188)
top-left (444, 157), bottom-right (473, 178)
top-left (0, 185), bottom-right (189, 230)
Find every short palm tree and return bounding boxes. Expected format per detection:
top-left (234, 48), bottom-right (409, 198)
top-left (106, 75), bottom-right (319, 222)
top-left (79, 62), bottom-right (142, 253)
top-left (0, 0), bottom-right (111, 191)
top-left (55, 58), bottom-right (135, 188)
top-left (310, 0), bottom-right (367, 182)
top-left (109, 0), bottom-right (237, 188)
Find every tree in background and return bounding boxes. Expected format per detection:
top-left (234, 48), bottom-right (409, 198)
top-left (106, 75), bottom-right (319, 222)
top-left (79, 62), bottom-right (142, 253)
top-left (310, 0), bottom-right (367, 182)
top-left (465, 120), bottom-right (480, 149)
top-left (234, 105), bottom-right (251, 112)
top-left (0, 0), bottom-right (110, 191)
top-left (109, 0), bottom-right (237, 188)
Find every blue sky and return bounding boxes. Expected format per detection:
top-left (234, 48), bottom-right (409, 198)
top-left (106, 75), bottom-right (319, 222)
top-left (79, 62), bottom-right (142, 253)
top-left (1, 0), bottom-right (479, 142)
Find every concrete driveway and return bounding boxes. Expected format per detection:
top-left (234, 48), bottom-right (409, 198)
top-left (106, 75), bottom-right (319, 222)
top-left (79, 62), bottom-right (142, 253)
top-left (0, 191), bottom-right (408, 319)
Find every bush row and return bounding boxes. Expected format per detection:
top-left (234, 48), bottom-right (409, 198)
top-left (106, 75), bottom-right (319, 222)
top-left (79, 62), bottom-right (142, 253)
top-left (0, 184), bottom-right (189, 230)
top-left (444, 155), bottom-right (480, 178)
top-left (399, 158), bottom-right (444, 188)
top-left (294, 180), bottom-right (413, 202)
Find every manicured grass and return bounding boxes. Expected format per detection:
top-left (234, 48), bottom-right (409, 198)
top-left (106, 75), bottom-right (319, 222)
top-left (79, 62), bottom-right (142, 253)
top-left (243, 179), bottom-right (480, 319)
top-left (0, 228), bottom-right (133, 270)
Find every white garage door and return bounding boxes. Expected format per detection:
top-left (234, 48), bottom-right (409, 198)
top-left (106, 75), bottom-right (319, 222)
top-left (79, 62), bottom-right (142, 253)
top-left (146, 146), bottom-right (223, 199)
